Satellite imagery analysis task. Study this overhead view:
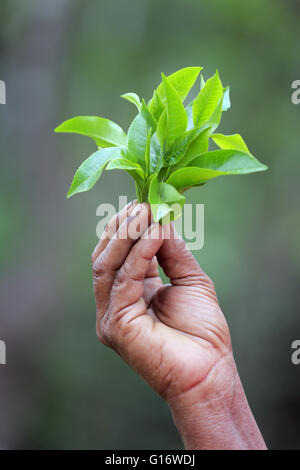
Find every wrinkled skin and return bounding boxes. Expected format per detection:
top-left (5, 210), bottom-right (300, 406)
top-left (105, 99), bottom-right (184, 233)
top-left (92, 201), bottom-right (266, 450)
top-left (92, 201), bottom-right (232, 404)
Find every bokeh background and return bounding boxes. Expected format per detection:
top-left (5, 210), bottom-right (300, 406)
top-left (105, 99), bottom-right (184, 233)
top-left (0, 0), bottom-right (300, 450)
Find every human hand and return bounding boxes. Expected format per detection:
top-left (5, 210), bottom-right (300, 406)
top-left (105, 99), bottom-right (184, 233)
top-left (92, 201), bottom-right (266, 450)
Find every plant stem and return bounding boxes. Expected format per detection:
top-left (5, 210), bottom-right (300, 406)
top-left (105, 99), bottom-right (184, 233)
top-left (135, 182), bottom-right (142, 202)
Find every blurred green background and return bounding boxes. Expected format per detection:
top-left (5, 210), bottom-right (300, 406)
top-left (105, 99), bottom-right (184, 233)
top-left (0, 0), bottom-right (300, 450)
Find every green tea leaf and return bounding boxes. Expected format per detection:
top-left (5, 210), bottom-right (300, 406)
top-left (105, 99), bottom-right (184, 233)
top-left (145, 129), bottom-right (152, 177)
top-left (162, 73), bottom-right (187, 147)
top-left (56, 66), bottom-right (268, 206)
top-left (186, 82), bottom-right (223, 133)
top-left (193, 71), bottom-right (223, 128)
top-left (170, 94), bottom-right (225, 169)
top-left (141, 99), bottom-right (157, 130)
top-left (127, 102), bottom-right (155, 168)
top-left (121, 92), bottom-right (141, 111)
top-left (200, 74), bottom-right (206, 90)
top-left (167, 149), bottom-right (267, 192)
top-left (156, 66), bottom-right (202, 102)
top-left (148, 90), bottom-right (165, 122)
top-left (67, 147), bottom-right (123, 197)
top-left (222, 86), bottom-right (231, 111)
top-left (106, 157), bottom-right (145, 180)
top-left (185, 101), bottom-right (194, 131)
top-left (55, 116), bottom-right (127, 148)
top-left (167, 167), bottom-right (222, 191)
top-left (150, 134), bottom-right (163, 174)
top-left (164, 126), bottom-right (206, 167)
top-left (189, 149), bottom-right (267, 173)
top-left (211, 133), bottom-right (249, 152)
top-left (203, 95), bottom-right (223, 133)
top-left (173, 128), bottom-right (211, 169)
top-left (148, 174), bottom-right (185, 222)
top-left (149, 66), bottom-right (201, 118)
top-left (156, 110), bottom-right (167, 148)
top-left (189, 92), bottom-right (223, 137)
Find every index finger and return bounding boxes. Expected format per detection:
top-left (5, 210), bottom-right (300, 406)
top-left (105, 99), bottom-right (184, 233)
top-left (91, 200), bottom-right (137, 265)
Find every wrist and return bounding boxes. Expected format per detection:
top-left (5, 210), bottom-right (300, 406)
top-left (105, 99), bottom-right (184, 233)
top-left (168, 353), bottom-right (266, 450)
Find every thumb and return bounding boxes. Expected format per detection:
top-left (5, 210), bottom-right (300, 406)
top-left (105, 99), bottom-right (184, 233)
top-left (157, 223), bottom-right (211, 286)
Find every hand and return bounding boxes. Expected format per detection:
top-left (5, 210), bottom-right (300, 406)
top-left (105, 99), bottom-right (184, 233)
top-left (92, 201), bottom-right (266, 450)
top-left (92, 201), bottom-right (230, 398)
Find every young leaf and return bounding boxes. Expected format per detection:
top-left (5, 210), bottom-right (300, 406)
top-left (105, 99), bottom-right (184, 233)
top-left (121, 92), bottom-right (142, 111)
top-left (185, 101), bottom-right (194, 131)
top-left (156, 110), bottom-right (167, 148)
top-left (190, 91), bottom-right (224, 138)
top-left (106, 157), bottom-right (145, 180)
top-left (203, 94), bottom-right (223, 133)
top-left (155, 66), bottom-right (202, 103)
top-left (141, 99), bottom-right (157, 130)
top-left (211, 133), bottom-right (249, 152)
top-left (145, 129), bottom-right (152, 177)
top-left (55, 116), bottom-right (127, 148)
top-left (67, 147), bottom-right (123, 198)
top-left (162, 73), bottom-right (187, 147)
top-left (200, 74), bottom-right (206, 90)
top-left (56, 66), bottom-right (268, 206)
top-left (222, 86), bottom-right (231, 111)
top-left (148, 174), bottom-right (185, 222)
top-left (164, 126), bottom-right (206, 167)
top-left (166, 167), bottom-right (223, 191)
top-left (186, 85), bottom-right (224, 133)
top-left (149, 66), bottom-right (201, 120)
top-left (149, 90), bottom-right (165, 122)
top-left (173, 127), bottom-right (211, 169)
top-left (127, 102), bottom-right (155, 168)
top-left (189, 149), bottom-right (267, 173)
top-left (167, 149), bottom-right (267, 192)
top-left (150, 133), bottom-right (163, 174)
top-left (193, 71), bottom-right (223, 128)
top-left (184, 75), bottom-right (206, 130)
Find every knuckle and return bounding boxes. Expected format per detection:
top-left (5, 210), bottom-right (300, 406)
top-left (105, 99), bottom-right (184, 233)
top-left (96, 321), bottom-right (106, 345)
top-left (91, 243), bottom-right (101, 265)
top-left (92, 255), bottom-right (107, 278)
top-left (96, 314), bottom-right (114, 347)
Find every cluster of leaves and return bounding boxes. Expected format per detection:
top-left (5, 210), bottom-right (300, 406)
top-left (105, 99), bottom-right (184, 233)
top-left (55, 67), bottom-right (267, 222)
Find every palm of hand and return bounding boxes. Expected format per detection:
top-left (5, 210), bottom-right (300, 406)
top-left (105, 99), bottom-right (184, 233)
top-left (133, 260), bottom-right (232, 401)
